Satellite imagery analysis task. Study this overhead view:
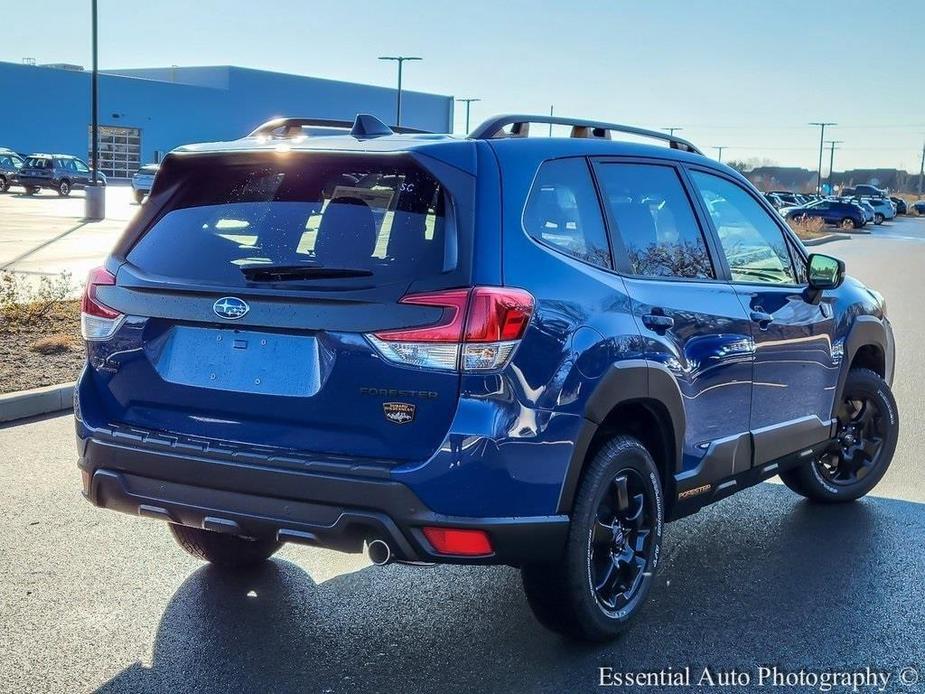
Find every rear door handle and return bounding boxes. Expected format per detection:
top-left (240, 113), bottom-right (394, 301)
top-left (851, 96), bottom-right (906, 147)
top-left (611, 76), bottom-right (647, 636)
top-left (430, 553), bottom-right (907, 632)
top-left (750, 310), bottom-right (774, 328)
top-left (642, 313), bottom-right (675, 332)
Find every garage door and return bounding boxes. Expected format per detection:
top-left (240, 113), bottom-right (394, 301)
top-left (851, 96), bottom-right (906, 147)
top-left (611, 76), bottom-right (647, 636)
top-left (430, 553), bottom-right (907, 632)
top-left (88, 125), bottom-right (141, 180)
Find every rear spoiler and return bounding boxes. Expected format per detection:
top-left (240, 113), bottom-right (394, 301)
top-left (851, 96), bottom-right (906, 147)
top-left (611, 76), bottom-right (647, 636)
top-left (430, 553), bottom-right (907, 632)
top-left (248, 114), bottom-right (430, 139)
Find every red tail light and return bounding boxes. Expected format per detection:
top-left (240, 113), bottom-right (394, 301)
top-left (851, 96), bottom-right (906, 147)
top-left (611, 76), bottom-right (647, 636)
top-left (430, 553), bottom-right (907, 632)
top-left (367, 287), bottom-right (534, 371)
top-left (81, 267), bottom-right (124, 340)
top-left (422, 527), bottom-right (493, 556)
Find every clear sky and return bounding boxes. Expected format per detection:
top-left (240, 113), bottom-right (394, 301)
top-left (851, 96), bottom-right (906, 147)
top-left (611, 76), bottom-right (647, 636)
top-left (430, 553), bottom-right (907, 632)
top-left (5, 0), bottom-right (924, 171)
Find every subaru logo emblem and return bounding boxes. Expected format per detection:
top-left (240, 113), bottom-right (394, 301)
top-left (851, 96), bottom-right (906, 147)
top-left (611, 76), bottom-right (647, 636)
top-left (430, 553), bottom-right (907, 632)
top-left (213, 297), bottom-right (249, 320)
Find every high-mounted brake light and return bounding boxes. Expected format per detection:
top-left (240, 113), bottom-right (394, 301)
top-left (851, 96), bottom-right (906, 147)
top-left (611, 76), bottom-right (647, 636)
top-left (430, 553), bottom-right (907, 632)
top-left (80, 267), bottom-right (124, 341)
top-left (366, 287), bottom-right (534, 372)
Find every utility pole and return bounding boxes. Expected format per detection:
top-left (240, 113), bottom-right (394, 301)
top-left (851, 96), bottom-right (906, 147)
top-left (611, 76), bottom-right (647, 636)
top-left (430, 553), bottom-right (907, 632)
top-left (824, 140), bottom-right (844, 194)
top-left (456, 98), bottom-right (480, 134)
top-left (919, 141), bottom-right (925, 197)
top-left (810, 122), bottom-right (836, 194)
top-left (84, 0), bottom-right (104, 220)
top-left (713, 146), bottom-right (726, 163)
top-left (662, 127), bottom-right (683, 137)
top-left (378, 56), bottom-right (422, 127)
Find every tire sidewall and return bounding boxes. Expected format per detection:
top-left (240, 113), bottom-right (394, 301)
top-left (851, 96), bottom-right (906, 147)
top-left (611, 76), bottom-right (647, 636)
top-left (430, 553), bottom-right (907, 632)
top-left (58, 180), bottom-right (71, 196)
top-left (809, 370), bottom-right (898, 500)
top-left (569, 438), bottom-right (664, 637)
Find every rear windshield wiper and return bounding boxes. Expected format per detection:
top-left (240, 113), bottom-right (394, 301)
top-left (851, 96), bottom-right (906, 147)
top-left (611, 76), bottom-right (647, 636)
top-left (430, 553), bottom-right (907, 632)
top-left (239, 264), bottom-right (373, 282)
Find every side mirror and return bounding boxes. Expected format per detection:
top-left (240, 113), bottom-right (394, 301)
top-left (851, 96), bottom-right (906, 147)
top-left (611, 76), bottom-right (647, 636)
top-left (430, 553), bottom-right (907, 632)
top-left (804, 253), bottom-right (845, 304)
top-left (807, 253), bottom-right (845, 290)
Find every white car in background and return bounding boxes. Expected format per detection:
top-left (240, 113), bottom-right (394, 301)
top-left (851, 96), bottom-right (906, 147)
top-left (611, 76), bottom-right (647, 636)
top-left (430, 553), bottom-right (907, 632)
top-left (861, 196), bottom-right (896, 223)
top-left (131, 163), bottom-right (159, 204)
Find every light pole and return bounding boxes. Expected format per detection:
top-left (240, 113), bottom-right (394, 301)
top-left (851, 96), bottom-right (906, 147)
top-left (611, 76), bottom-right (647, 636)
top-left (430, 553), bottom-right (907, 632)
top-left (84, 0), bottom-right (104, 220)
top-left (713, 146), bottom-right (726, 163)
top-left (810, 122), bottom-right (836, 194)
top-left (378, 56), bottom-right (421, 127)
top-left (918, 140), bottom-right (925, 197)
top-left (662, 127), bottom-right (683, 137)
top-left (456, 98), bottom-right (480, 134)
top-left (824, 140), bottom-right (843, 194)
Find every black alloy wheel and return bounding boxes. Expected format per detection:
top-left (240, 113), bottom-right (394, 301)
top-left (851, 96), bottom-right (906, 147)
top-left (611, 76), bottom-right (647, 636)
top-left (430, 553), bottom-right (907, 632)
top-left (589, 468), bottom-right (655, 614)
top-left (817, 395), bottom-right (887, 486)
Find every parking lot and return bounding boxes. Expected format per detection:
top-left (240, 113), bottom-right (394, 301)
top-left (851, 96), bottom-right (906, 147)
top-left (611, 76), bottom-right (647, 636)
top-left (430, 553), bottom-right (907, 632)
top-left (1, 199), bottom-right (924, 692)
top-left (0, 185), bottom-right (137, 283)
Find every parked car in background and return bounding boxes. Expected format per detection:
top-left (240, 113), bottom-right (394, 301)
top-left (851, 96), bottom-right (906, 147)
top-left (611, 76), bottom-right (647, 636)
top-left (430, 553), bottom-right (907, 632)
top-left (768, 191), bottom-right (804, 207)
top-left (785, 199), bottom-right (866, 229)
top-left (842, 184), bottom-right (886, 199)
top-left (913, 200), bottom-right (925, 215)
top-left (889, 196), bottom-right (907, 215)
top-left (0, 148), bottom-right (25, 193)
top-left (131, 164), bottom-right (159, 203)
top-left (16, 154), bottom-right (107, 196)
top-left (764, 192), bottom-right (787, 209)
top-left (857, 196), bottom-right (895, 224)
top-left (840, 197), bottom-right (875, 224)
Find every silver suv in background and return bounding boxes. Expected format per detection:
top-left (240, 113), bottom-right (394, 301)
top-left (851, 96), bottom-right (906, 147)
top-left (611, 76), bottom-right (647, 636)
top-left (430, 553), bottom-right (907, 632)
top-left (131, 163), bottom-right (159, 203)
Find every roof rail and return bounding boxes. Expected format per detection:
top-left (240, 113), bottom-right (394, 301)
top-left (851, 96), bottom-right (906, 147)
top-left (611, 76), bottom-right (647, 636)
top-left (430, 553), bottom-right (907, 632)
top-left (468, 114), bottom-right (703, 155)
top-left (248, 116), bottom-right (430, 139)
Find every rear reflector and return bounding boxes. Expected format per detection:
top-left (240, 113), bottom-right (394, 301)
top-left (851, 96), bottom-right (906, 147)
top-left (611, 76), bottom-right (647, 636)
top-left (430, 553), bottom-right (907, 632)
top-left (422, 527), bottom-right (493, 556)
top-left (80, 266), bottom-right (124, 341)
top-left (367, 287), bottom-right (534, 372)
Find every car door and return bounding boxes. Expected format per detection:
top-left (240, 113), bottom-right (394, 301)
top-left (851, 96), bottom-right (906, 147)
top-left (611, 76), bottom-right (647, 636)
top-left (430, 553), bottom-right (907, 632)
top-left (593, 159), bottom-right (755, 477)
top-left (687, 168), bottom-right (838, 466)
top-left (806, 200), bottom-right (834, 223)
top-left (72, 159), bottom-right (91, 187)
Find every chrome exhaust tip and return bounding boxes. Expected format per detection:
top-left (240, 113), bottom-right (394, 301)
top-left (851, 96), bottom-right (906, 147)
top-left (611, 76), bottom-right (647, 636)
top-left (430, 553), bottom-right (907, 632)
top-left (368, 539), bottom-right (392, 566)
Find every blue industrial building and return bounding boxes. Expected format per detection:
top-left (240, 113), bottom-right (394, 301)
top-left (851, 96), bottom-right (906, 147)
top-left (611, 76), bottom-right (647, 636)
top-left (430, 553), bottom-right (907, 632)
top-left (0, 61), bottom-right (454, 179)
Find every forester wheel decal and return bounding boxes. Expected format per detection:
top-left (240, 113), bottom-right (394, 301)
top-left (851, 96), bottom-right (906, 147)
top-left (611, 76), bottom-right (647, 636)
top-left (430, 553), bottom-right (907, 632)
top-left (818, 395), bottom-right (887, 486)
top-left (589, 468), bottom-right (655, 613)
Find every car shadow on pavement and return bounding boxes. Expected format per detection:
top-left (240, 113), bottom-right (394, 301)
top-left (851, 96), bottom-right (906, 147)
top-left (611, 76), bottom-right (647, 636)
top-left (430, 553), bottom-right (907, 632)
top-left (95, 484), bottom-right (925, 694)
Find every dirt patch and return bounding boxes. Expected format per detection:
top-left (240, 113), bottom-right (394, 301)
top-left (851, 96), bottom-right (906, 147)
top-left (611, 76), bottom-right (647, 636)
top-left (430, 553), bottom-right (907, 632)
top-left (0, 300), bottom-right (84, 394)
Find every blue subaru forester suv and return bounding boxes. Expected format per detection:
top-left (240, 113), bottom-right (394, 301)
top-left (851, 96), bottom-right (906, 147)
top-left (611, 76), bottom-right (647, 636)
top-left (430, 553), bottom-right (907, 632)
top-left (76, 114), bottom-right (898, 641)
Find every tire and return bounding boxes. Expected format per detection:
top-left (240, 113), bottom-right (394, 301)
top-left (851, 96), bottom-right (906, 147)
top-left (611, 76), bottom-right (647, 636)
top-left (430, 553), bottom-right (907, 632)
top-left (521, 436), bottom-right (664, 641)
top-left (133, 189), bottom-right (145, 204)
top-left (840, 217), bottom-right (856, 230)
top-left (0, 177), bottom-right (8, 193)
top-left (58, 179), bottom-right (71, 197)
top-left (169, 523), bottom-right (281, 568)
top-left (874, 213), bottom-right (884, 225)
top-left (780, 368), bottom-right (898, 503)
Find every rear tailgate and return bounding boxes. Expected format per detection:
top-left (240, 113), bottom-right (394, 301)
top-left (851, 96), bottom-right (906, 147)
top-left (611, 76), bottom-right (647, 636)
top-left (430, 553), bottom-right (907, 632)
top-left (83, 149), bottom-right (476, 462)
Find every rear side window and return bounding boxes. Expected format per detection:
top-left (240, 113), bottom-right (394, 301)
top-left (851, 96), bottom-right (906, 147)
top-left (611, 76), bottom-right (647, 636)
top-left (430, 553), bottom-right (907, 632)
top-left (126, 156), bottom-right (450, 287)
top-left (595, 163), bottom-right (714, 280)
top-left (523, 158), bottom-right (612, 269)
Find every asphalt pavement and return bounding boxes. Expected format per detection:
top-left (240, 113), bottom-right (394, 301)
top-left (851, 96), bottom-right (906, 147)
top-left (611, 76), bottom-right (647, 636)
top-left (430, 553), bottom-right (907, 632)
top-left (1, 216), bottom-right (924, 694)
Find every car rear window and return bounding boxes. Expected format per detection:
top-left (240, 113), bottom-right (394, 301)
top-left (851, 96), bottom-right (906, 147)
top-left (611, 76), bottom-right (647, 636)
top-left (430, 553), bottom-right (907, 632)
top-left (126, 155), bottom-right (451, 288)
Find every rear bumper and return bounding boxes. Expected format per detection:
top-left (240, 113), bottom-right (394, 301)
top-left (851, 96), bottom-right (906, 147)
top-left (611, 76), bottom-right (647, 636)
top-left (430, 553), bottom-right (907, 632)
top-left (77, 431), bottom-right (569, 566)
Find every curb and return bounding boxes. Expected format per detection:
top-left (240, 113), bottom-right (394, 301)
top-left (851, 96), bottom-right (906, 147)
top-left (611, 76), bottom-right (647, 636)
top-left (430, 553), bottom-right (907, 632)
top-left (803, 233), bottom-right (851, 246)
top-left (0, 382), bottom-right (74, 424)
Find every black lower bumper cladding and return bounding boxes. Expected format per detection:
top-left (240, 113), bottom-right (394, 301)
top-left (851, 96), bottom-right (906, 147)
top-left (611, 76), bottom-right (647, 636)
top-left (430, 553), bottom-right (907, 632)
top-left (78, 434), bottom-right (569, 566)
